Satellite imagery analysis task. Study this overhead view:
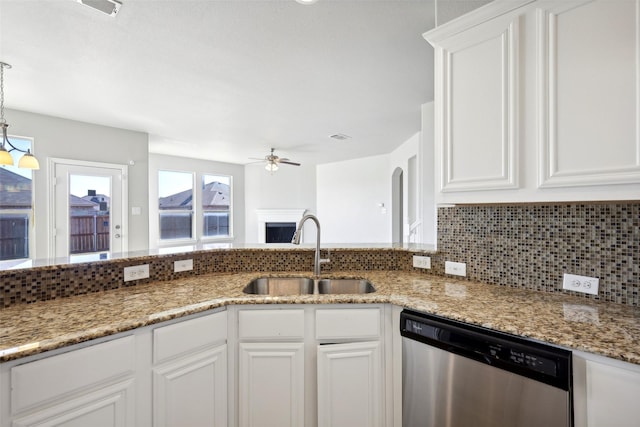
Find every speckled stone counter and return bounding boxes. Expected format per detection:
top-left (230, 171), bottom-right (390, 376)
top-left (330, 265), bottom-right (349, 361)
top-left (1, 271), bottom-right (638, 364)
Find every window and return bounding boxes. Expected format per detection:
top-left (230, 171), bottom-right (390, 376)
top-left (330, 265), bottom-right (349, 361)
top-left (202, 174), bottom-right (231, 238)
top-left (158, 170), bottom-right (194, 240)
top-left (158, 170), bottom-right (232, 244)
top-left (0, 137), bottom-right (34, 265)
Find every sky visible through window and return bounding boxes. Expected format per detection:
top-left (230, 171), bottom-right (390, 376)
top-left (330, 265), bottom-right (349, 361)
top-left (70, 175), bottom-right (110, 197)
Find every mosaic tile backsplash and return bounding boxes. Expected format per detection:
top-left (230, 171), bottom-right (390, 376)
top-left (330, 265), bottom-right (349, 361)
top-left (1, 201), bottom-right (638, 308)
top-left (0, 248), bottom-right (410, 308)
top-left (437, 202), bottom-right (640, 306)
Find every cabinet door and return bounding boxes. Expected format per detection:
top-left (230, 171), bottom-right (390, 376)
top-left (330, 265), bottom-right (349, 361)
top-left (12, 380), bottom-right (135, 427)
top-left (317, 341), bottom-right (383, 427)
top-left (537, 0), bottom-right (640, 188)
top-left (428, 10), bottom-right (522, 193)
top-left (153, 344), bottom-right (227, 427)
top-left (238, 342), bottom-right (304, 427)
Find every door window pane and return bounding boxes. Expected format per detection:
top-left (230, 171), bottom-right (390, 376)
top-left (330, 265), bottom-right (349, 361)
top-left (202, 174), bottom-right (231, 238)
top-left (69, 175), bottom-right (111, 256)
top-left (159, 170), bottom-right (194, 240)
top-left (0, 137), bottom-right (33, 262)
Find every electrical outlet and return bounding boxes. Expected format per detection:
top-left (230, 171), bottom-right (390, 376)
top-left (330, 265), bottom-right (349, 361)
top-left (445, 261), bottom-right (466, 277)
top-left (562, 273), bottom-right (599, 295)
top-left (413, 255), bottom-right (431, 269)
top-left (174, 259), bottom-right (193, 272)
top-left (123, 264), bottom-right (150, 282)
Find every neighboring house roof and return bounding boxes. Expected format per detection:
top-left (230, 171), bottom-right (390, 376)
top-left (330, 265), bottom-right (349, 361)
top-left (0, 167), bottom-right (32, 209)
top-left (70, 194), bottom-right (99, 209)
top-left (81, 194), bottom-right (110, 205)
top-left (159, 181), bottom-right (230, 210)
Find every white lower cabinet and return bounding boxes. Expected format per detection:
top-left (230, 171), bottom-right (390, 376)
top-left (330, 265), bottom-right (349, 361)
top-left (12, 379), bottom-right (135, 427)
top-left (317, 341), bottom-right (382, 427)
top-left (0, 308), bottom-right (228, 427)
top-left (151, 310), bottom-right (228, 427)
top-left (152, 344), bottom-right (227, 427)
top-left (3, 336), bottom-right (136, 427)
top-left (231, 304), bottom-right (392, 427)
top-left (573, 351), bottom-right (640, 427)
top-left (238, 342), bottom-right (305, 427)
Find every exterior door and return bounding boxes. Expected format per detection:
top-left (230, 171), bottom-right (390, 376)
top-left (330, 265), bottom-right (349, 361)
top-left (52, 159), bottom-right (127, 260)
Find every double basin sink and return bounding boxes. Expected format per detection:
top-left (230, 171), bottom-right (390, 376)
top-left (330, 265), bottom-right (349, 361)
top-left (243, 277), bottom-right (375, 296)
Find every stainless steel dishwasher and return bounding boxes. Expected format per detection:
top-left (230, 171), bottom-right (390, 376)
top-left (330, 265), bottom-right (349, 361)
top-left (401, 310), bottom-right (573, 427)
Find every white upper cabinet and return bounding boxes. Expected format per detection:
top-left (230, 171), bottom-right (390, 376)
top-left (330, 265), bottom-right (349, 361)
top-left (425, 0), bottom-right (640, 203)
top-left (429, 4), bottom-right (525, 193)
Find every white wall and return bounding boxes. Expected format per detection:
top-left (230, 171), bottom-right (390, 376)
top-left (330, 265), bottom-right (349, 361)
top-left (317, 154), bottom-right (391, 243)
top-left (6, 109), bottom-right (149, 259)
top-left (148, 153), bottom-right (246, 248)
top-left (421, 102), bottom-right (436, 245)
top-left (389, 132), bottom-right (420, 243)
top-left (244, 163), bottom-right (316, 244)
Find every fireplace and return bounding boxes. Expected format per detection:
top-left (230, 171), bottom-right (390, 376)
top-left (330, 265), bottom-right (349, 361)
top-left (256, 209), bottom-right (307, 244)
top-left (265, 222), bottom-right (296, 243)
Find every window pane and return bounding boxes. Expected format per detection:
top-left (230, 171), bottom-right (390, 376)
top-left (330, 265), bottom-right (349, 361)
top-left (0, 213), bottom-right (29, 260)
top-left (160, 212), bottom-right (193, 239)
top-left (159, 170), bottom-right (194, 240)
top-left (202, 174), bottom-right (231, 237)
top-left (0, 137), bottom-right (33, 261)
top-left (204, 212), bottom-right (229, 237)
top-left (69, 175), bottom-right (111, 255)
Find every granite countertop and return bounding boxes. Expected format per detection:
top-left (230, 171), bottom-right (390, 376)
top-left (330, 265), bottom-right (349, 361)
top-left (0, 270), bottom-right (638, 364)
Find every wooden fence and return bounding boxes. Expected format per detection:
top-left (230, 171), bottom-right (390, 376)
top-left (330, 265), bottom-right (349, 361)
top-left (0, 214), bottom-right (110, 260)
top-left (69, 214), bottom-right (110, 254)
top-left (0, 215), bottom-right (29, 260)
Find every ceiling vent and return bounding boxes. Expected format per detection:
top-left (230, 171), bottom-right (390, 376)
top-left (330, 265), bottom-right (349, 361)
top-left (330, 133), bottom-right (351, 141)
top-left (77, 0), bottom-right (122, 17)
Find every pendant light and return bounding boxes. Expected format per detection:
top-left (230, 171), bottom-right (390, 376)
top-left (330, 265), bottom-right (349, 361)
top-left (0, 62), bottom-right (40, 170)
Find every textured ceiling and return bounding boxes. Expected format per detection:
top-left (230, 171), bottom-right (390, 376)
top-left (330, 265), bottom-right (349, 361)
top-left (1, 0), bottom-right (439, 165)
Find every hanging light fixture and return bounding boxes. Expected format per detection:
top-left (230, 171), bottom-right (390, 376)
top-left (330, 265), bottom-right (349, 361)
top-left (0, 62), bottom-right (39, 170)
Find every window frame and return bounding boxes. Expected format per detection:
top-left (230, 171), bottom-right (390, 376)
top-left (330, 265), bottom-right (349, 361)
top-left (157, 169), bottom-right (233, 248)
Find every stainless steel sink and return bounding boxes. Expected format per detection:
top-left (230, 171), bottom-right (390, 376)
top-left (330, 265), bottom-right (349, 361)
top-left (243, 277), bottom-right (376, 295)
top-left (243, 277), bottom-right (314, 295)
top-left (317, 278), bottom-right (376, 294)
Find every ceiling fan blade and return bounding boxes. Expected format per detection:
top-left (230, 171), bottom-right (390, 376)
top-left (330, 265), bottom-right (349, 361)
top-left (280, 160), bottom-right (301, 166)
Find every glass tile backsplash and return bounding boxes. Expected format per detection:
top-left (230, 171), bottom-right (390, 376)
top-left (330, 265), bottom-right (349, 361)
top-left (437, 202), bottom-right (639, 306)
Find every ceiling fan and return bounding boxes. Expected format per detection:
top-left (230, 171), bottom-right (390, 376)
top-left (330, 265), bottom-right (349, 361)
top-left (250, 148), bottom-right (301, 172)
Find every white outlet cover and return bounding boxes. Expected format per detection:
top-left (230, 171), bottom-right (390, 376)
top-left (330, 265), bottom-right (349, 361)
top-left (412, 255), bottom-right (431, 269)
top-left (174, 259), bottom-right (194, 272)
top-left (123, 264), bottom-right (150, 282)
top-left (445, 261), bottom-right (466, 277)
top-left (562, 273), bottom-right (599, 296)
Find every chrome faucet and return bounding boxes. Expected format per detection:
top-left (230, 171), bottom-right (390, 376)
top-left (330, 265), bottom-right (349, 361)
top-left (291, 214), bottom-right (330, 277)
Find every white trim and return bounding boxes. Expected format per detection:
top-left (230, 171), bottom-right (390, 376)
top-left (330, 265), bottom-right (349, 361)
top-left (424, 0), bottom-right (534, 45)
